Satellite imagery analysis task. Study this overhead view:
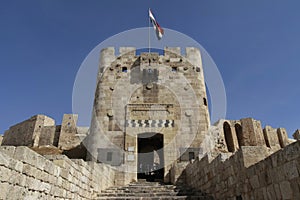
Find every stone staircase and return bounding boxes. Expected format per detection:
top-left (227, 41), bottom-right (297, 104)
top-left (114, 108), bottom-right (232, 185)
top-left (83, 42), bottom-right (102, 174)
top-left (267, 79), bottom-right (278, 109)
top-left (97, 180), bottom-right (213, 200)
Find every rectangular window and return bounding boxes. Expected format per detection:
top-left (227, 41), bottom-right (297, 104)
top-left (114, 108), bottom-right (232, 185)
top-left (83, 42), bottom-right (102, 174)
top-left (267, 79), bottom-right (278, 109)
top-left (122, 67), bottom-right (127, 72)
top-left (203, 98), bottom-right (207, 106)
top-left (108, 116), bottom-right (113, 131)
top-left (107, 152), bottom-right (113, 161)
top-left (189, 152), bottom-right (195, 160)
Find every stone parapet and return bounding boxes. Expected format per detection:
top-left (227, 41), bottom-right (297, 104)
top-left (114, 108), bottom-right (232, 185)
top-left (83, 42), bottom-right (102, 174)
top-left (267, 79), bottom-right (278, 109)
top-left (0, 146), bottom-right (116, 199)
top-left (182, 141), bottom-right (300, 199)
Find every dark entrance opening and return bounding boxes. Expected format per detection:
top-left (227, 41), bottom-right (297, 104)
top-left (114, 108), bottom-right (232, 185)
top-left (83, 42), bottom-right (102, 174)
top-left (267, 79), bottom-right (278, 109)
top-left (137, 133), bottom-right (164, 181)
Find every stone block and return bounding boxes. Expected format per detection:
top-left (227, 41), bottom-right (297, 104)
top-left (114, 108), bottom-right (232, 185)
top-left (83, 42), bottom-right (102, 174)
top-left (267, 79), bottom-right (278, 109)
top-left (23, 191), bottom-right (40, 200)
top-left (9, 158), bottom-right (24, 173)
top-left (37, 182), bottom-right (52, 193)
top-left (59, 168), bottom-right (70, 181)
top-left (293, 130), bottom-right (300, 140)
top-left (284, 141), bottom-right (300, 161)
top-left (39, 126), bottom-right (56, 146)
top-left (47, 174), bottom-right (57, 185)
top-left (43, 159), bottom-right (55, 173)
top-left (22, 163), bottom-right (38, 177)
top-left (35, 168), bottom-right (49, 182)
top-left (266, 184), bottom-right (277, 200)
top-left (61, 178), bottom-right (70, 190)
top-left (35, 154), bottom-right (47, 171)
top-left (240, 118), bottom-right (265, 146)
top-left (53, 159), bottom-right (69, 169)
top-left (6, 184), bottom-right (28, 200)
top-left (249, 175), bottom-right (260, 189)
top-left (25, 176), bottom-right (42, 190)
top-left (52, 165), bottom-right (61, 177)
top-left (0, 165), bottom-right (11, 182)
top-left (13, 146), bottom-right (38, 166)
top-left (9, 170), bottom-right (26, 186)
top-left (277, 128), bottom-right (289, 148)
top-left (280, 181), bottom-right (293, 199)
top-left (0, 146), bottom-right (16, 157)
top-left (119, 47), bottom-right (136, 56)
top-left (290, 178), bottom-right (300, 199)
top-left (55, 176), bottom-right (62, 186)
top-left (284, 160), bottom-right (299, 180)
top-left (240, 146), bottom-right (269, 168)
top-left (0, 182), bottom-right (9, 199)
top-left (0, 150), bottom-right (11, 167)
top-left (257, 171), bottom-right (268, 187)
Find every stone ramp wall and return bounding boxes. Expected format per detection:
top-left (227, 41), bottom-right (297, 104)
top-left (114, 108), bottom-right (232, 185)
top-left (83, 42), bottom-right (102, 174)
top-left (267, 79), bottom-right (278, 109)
top-left (182, 141), bottom-right (300, 200)
top-left (0, 146), bottom-right (116, 199)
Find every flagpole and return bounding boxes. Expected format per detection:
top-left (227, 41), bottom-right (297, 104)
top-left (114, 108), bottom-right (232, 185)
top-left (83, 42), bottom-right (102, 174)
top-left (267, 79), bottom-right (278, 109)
top-left (148, 8), bottom-right (151, 53)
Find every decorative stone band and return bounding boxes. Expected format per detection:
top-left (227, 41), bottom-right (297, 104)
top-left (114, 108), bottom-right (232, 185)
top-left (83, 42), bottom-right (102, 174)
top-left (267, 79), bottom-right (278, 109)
top-left (126, 120), bottom-right (174, 128)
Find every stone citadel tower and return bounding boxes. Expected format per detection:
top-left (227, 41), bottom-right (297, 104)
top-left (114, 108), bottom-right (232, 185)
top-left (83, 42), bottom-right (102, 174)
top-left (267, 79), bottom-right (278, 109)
top-left (86, 47), bottom-right (211, 182)
top-left (0, 47), bottom-right (299, 199)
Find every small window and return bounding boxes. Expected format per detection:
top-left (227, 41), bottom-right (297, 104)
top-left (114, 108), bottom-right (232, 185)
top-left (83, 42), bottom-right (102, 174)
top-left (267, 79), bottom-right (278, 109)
top-left (189, 152), bottom-right (195, 160)
top-left (122, 67), bottom-right (127, 72)
top-left (107, 152), bottom-right (113, 161)
top-left (108, 116), bottom-right (113, 131)
top-left (172, 67), bottom-right (177, 72)
top-left (203, 98), bottom-right (207, 106)
top-left (67, 122), bottom-right (71, 127)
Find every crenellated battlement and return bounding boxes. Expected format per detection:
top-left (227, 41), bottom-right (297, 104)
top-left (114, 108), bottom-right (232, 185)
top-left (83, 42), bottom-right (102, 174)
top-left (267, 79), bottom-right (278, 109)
top-left (99, 46), bottom-right (202, 59)
top-left (97, 46), bottom-right (204, 81)
top-left (212, 118), bottom-right (294, 154)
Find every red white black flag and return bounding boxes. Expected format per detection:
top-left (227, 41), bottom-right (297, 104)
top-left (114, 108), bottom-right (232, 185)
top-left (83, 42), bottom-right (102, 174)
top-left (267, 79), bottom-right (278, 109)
top-left (149, 9), bottom-right (164, 40)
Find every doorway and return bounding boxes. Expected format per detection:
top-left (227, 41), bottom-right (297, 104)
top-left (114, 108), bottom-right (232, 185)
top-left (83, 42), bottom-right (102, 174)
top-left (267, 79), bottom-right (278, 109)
top-left (137, 133), bottom-right (164, 181)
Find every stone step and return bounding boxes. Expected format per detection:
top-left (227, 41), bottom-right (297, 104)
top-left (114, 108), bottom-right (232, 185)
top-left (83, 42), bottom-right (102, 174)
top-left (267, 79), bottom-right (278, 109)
top-left (101, 188), bottom-right (203, 194)
top-left (99, 190), bottom-right (205, 196)
top-left (97, 196), bottom-right (212, 200)
top-left (98, 192), bottom-right (201, 197)
top-left (102, 188), bottom-right (179, 193)
top-left (98, 181), bottom-right (213, 200)
top-left (107, 185), bottom-right (176, 190)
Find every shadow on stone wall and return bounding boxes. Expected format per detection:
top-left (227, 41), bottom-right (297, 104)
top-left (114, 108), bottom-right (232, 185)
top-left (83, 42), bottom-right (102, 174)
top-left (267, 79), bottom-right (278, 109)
top-left (178, 141), bottom-right (300, 200)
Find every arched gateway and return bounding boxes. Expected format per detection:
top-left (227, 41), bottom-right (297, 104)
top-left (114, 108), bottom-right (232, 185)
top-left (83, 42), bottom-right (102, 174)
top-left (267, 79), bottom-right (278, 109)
top-left (86, 47), bottom-right (210, 183)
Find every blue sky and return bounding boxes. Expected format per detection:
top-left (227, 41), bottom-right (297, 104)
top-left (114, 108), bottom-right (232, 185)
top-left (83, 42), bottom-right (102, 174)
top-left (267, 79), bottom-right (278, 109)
top-left (0, 0), bottom-right (299, 137)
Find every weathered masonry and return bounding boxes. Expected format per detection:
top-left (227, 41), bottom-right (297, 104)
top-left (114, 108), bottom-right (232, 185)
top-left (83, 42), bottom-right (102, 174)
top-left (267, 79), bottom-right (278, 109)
top-left (1, 47), bottom-right (300, 200)
top-left (86, 47), bottom-right (210, 182)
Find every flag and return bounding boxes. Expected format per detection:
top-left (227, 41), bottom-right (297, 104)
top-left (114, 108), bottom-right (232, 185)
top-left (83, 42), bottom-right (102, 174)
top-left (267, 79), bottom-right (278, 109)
top-left (149, 9), bottom-right (164, 40)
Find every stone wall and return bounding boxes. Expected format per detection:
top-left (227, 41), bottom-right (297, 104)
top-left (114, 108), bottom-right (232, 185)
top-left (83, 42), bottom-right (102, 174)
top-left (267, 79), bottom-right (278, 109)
top-left (58, 114), bottom-right (83, 151)
top-left (293, 130), bottom-right (300, 140)
top-left (1, 115), bottom-right (55, 147)
top-left (0, 146), bottom-right (116, 199)
top-left (0, 135), bottom-right (3, 145)
top-left (1, 114), bottom-right (89, 156)
top-left (180, 141), bottom-right (300, 200)
top-left (213, 119), bottom-right (291, 154)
